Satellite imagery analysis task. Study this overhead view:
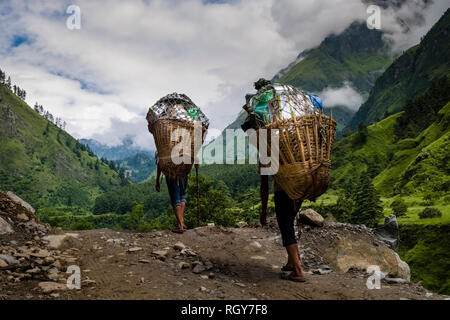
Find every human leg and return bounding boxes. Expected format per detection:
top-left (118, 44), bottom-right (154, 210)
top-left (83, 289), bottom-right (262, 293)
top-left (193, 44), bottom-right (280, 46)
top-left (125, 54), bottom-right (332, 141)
top-left (274, 190), bottom-right (305, 280)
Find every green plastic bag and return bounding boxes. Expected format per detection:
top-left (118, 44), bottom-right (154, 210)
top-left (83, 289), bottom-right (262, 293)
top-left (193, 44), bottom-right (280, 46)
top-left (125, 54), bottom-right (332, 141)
top-left (253, 91), bottom-right (273, 124)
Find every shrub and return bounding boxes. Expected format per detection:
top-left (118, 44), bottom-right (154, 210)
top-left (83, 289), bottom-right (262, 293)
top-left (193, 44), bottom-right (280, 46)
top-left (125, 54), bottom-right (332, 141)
top-left (419, 207), bottom-right (442, 219)
top-left (70, 220), bottom-right (94, 230)
top-left (390, 197), bottom-right (408, 217)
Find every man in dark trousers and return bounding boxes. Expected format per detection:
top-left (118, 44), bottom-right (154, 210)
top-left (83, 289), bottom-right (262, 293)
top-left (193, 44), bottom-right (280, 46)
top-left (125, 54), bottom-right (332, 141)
top-left (260, 173), bottom-right (306, 282)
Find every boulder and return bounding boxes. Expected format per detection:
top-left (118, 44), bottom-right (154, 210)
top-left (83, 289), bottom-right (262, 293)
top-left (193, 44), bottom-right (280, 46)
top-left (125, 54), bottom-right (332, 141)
top-left (0, 216), bottom-right (13, 235)
top-left (5, 191), bottom-right (35, 214)
top-left (0, 191), bottom-right (37, 226)
top-left (42, 233), bottom-right (79, 249)
top-left (323, 235), bottom-right (410, 281)
top-left (299, 209), bottom-right (324, 227)
top-left (374, 214), bottom-right (399, 251)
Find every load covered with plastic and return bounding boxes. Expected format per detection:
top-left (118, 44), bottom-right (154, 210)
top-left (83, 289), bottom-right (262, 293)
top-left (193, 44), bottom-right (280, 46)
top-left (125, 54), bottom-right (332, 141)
top-left (242, 82), bottom-right (337, 202)
top-left (146, 93), bottom-right (209, 179)
top-left (242, 84), bottom-right (323, 131)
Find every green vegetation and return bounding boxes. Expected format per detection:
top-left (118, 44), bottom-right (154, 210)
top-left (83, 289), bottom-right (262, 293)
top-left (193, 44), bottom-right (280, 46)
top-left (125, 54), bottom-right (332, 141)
top-left (419, 207), bottom-right (443, 219)
top-left (390, 197), bottom-right (408, 217)
top-left (399, 224), bottom-right (450, 294)
top-left (0, 82), bottom-right (124, 209)
top-left (347, 9), bottom-right (450, 129)
top-left (114, 153), bottom-right (156, 183)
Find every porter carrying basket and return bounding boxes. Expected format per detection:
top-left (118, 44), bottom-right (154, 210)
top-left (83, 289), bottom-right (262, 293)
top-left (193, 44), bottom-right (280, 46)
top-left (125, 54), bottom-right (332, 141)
top-left (244, 84), bottom-right (337, 201)
top-left (147, 93), bottom-right (209, 180)
top-left (261, 113), bottom-right (337, 201)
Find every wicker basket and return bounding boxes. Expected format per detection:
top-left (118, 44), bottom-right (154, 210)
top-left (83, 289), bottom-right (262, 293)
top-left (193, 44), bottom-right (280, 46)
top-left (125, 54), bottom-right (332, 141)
top-left (259, 112), bottom-right (337, 201)
top-left (151, 118), bottom-right (207, 180)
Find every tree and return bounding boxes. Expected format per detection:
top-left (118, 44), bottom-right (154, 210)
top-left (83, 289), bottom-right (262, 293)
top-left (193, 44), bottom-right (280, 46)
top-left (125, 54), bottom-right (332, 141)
top-left (390, 197), bottom-right (408, 217)
top-left (353, 122), bottom-right (368, 146)
top-left (126, 201), bottom-right (144, 230)
top-left (34, 102), bottom-right (40, 114)
top-left (0, 69), bottom-right (5, 83)
top-left (333, 196), bottom-right (355, 223)
top-left (6, 76), bottom-right (11, 89)
top-left (43, 122), bottom-right (50, 136)
top-left (183, 175), bottom-right (232, 228)
top-left (351, 172), bottom-right (383, 227)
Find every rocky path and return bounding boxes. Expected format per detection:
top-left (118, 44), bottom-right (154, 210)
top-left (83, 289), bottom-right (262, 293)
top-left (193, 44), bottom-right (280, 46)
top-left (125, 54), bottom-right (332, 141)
top-left (1, 191), bottom-right (448, 300)
top-left (1, 225), bottom-right (445, 300)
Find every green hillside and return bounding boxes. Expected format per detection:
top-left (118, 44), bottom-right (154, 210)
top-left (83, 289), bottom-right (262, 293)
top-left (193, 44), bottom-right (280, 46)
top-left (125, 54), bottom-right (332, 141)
top-left (0, 83), bottom-right (123, 209)
top-left (347, 8), bottom-right (450, 129)
top-left (331, 100), bottom-right (449, 199)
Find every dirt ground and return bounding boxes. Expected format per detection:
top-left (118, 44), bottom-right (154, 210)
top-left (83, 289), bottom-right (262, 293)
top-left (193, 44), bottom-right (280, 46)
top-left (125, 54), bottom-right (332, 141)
top-left (1, 221), bottom-right (446, 300)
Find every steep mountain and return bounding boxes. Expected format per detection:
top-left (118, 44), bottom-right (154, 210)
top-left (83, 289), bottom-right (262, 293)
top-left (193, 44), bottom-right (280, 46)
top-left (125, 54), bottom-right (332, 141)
top-left (0, 83), bottom-right (122, 209)
top-left (80, 137), bottom-right (153, 161)
top-left (347, 8), bottom-right (450, 130)
top-left (275, 22), bottom-right (392, 97)
top-left (114, 152), bottom-right (157, 183)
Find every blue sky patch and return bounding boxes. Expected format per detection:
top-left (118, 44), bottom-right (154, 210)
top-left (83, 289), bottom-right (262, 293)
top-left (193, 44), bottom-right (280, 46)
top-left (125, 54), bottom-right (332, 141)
top-left (11, 35), bottom-right (30, 47)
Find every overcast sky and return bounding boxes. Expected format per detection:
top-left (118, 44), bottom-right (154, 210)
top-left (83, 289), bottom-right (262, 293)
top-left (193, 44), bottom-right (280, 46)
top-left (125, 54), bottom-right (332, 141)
top-left (0, 0), bottom-right (447, 150)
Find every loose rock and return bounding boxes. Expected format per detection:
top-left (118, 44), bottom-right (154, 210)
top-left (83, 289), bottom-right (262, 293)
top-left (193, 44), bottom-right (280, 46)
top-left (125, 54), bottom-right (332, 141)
top-left (0, 216), bottom-right (14, 234)
top-left (38, 282), bottom-right (67, 293)
top-left (299, 209), bottom-right (324, 227)
top-left (235, 221), bottom-right (248, 228)
top-left (173, 242), bottom-right (186, 250)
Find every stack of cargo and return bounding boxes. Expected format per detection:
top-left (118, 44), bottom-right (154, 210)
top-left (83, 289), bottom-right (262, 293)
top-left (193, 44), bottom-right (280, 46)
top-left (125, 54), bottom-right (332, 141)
top-left (242, 83), bottom-right (337, 201)
top-left (146, 93), bottom-right (209, 179)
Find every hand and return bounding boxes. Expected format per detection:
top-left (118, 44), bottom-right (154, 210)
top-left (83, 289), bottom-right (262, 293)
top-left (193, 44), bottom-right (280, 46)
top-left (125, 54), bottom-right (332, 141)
top-left (155, 181), bottom-right (160, 192)
top-left (194, 163), bottom-right (200, 169)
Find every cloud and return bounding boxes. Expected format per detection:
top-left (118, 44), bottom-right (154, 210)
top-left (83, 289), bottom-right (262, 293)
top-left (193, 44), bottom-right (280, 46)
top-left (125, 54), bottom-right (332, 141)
top-left (379, 0), bottom-right (450, 53)
top-left (271, 0), bottom-right (367, 50)
top-left (318, 83), bottom-right (363, 111)
top-left (0, 0), bottom-right (298, 150)
top-left (0, 0), bottom-right (447, 151)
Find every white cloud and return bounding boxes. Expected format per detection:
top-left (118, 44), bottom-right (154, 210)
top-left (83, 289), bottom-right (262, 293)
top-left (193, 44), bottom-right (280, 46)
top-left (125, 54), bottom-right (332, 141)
top-left (271, 0), bottom-right (367, 50)
top-left (318, 83), bottom-right (363, 111)
top-left (379, 0), bottom-right (450, 53)
top-left (0, 0), bottom-right (447, 151)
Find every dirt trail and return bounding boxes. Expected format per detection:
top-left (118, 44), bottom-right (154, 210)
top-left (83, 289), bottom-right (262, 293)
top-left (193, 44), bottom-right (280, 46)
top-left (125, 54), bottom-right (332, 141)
top-left (1, 221), bottom-right (446, 300)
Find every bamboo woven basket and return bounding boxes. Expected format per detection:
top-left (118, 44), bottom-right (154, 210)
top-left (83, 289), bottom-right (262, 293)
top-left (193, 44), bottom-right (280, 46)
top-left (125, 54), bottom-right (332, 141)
top-left (151, 118), bottom-right (207, 180)
top-left (259, 112), bottom-right (337, 201)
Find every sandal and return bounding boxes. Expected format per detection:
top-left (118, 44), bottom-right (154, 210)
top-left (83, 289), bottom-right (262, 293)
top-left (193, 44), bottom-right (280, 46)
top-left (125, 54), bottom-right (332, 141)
top-left (281, 272), bottom-right (306, 283)
top-left (172, 228), bottom-right (185, 234)
top-left (281, 265), bottom-right (295, 272)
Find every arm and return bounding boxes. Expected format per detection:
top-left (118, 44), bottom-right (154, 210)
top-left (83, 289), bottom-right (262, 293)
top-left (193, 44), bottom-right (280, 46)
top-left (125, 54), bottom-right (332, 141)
top-left (260, 174), bottom-right (269, 226)
top-left (155, 162), bottom-right (161, 192)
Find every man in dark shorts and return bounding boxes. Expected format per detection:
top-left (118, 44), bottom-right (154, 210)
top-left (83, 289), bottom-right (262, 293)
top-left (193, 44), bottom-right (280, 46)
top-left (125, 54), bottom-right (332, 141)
top-left (260, 173), bottom-right (306, 282)
top-left (155, 162), bottom-right (199, 233)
